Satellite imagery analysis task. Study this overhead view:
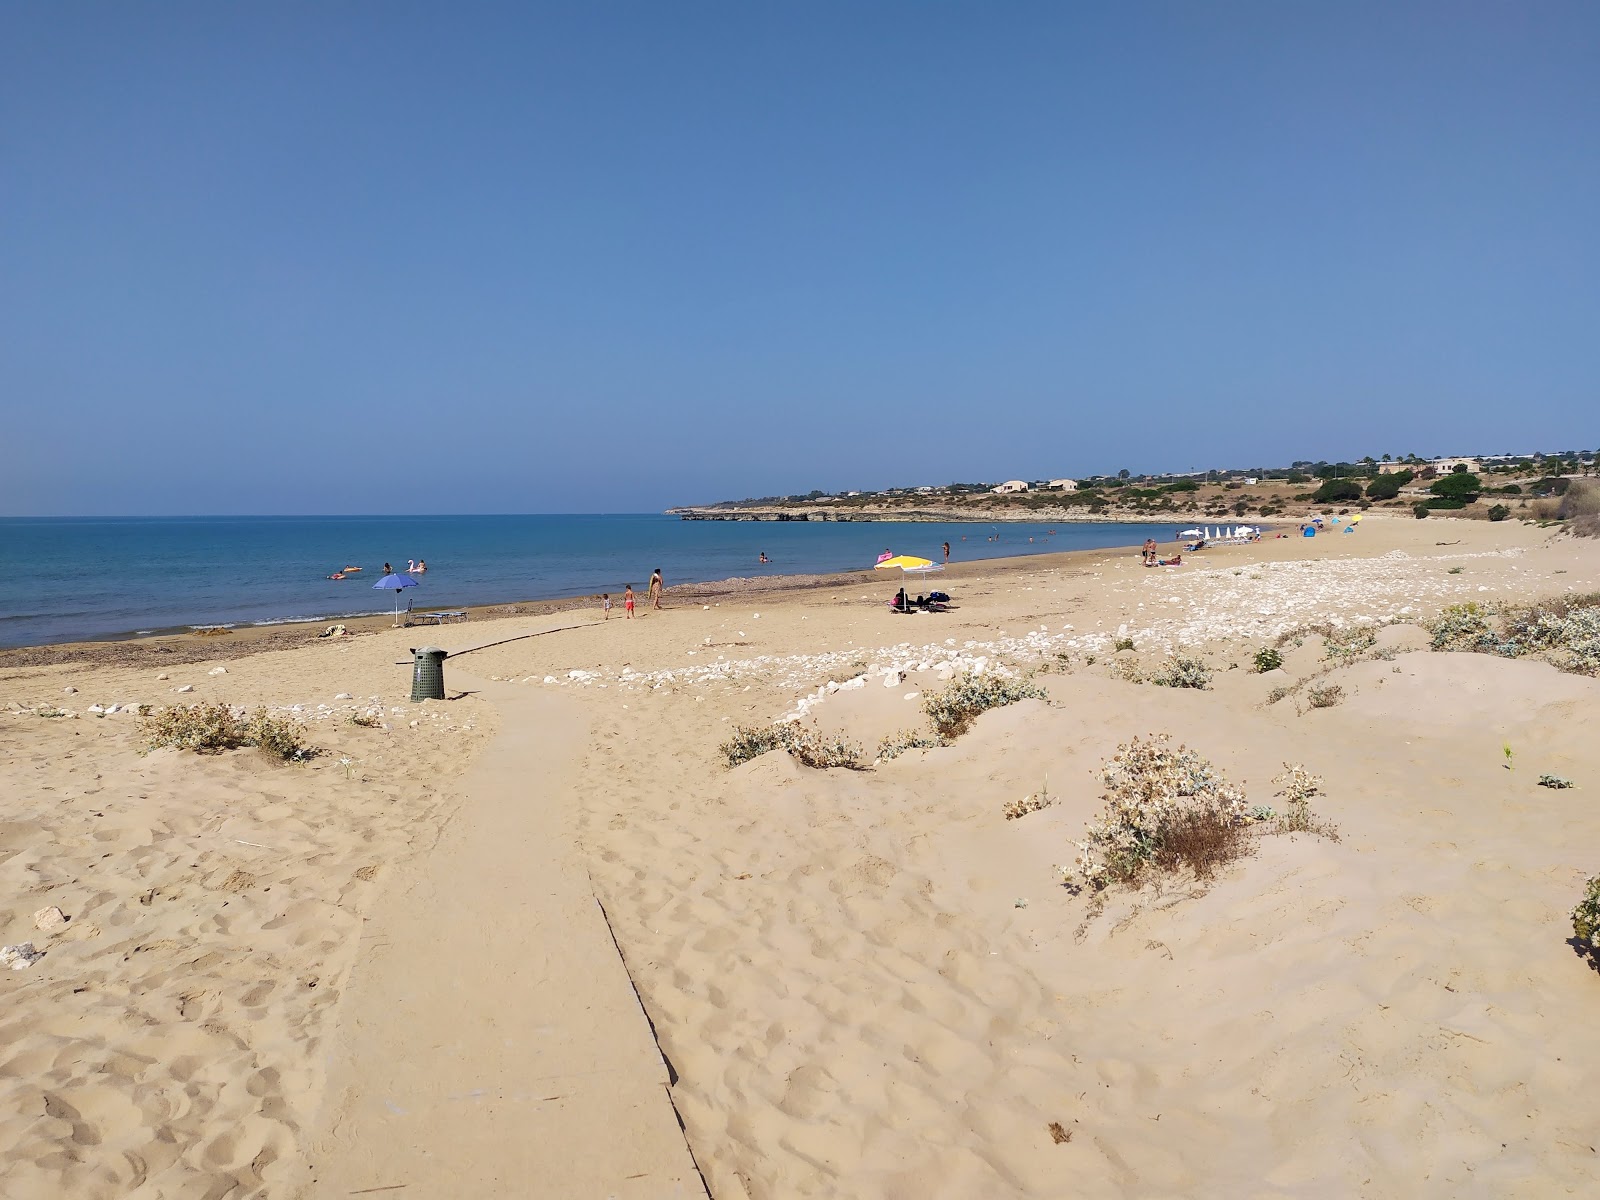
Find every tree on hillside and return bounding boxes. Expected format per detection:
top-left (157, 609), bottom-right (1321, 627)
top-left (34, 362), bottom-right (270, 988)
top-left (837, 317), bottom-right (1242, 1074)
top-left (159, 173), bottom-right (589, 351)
top-left (1313, 478), bottom-right (1364, 504)
top-left (1430, 472), bottom-right (1482, 502)
top-left (1366, 470), bottom-right (1414, 500)
top-left (1118, 468), bottom-right (1130, 479)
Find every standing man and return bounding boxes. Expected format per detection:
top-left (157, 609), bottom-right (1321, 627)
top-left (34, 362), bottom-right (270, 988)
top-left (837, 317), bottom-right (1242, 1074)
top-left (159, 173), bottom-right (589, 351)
top-left (942, 541), bottom-right (951, 564)
top-left (648, 568), bottom-right (664, 611)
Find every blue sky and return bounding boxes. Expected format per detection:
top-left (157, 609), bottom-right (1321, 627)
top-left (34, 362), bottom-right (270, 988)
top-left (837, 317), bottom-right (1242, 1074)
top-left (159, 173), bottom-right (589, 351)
top-left (3, 3), bottom-right (1596, 515)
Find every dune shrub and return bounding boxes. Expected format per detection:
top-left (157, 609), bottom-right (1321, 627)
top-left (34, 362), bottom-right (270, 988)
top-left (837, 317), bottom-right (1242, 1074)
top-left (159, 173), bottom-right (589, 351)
top-left (1429, 602), bottom-right (1491, 649)
top-left (1538, 774), bottom-right (1574, 789)
top-left (1430, 594), bottom-right (1600, 676)
top-left (1305, 683), bottom-right (1344, 709)
top-left (1322, 627), bottom-right (1377, 662)
top-left (719, 721), bottom-right (865, 769)
top-left (141, 702), bottom-right (312, 761)
top-left (1149, 656), bottom-right (1213, 689)
top-left (1070, 735), bottom-right (1249, 889)
top-left (877, 728), bottom-right (941, 761)
top-left (1573, 876), bottom-right (1600, 956)
top-left (1558, 478), bottom-right (1600, 537)
top-left (1413, 504), bottom-right (1430, 519)
top-left (1252, 647), bottom-right (1283, 673)
top-left (1272, 763), bottom-right (1337, 837)
top-left (923, 672), bottom-right (1046, 739)
top-left (1487, 504), bottom-right (1511, 522)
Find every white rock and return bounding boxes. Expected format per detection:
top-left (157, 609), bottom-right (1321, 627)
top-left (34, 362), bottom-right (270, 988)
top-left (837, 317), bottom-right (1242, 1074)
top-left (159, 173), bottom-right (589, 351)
top-left (335, 693), bottom-right (352, 700)
top-left (176, 685), bottom-right (194, 693)
top-left (157, 673), bottom-right (170, 681)
top-left (33, 906), bottom-right (67, 931)
top-left (0, 943), bottom-right (44, 970)
top-left (63, 687), bottom-right (78, 695)
top-left (903, 692), bottom-right (921, 701)
top-left (543, 676), bottom-right (556, 684)
top-left (208, 666), bottom-right (227, 676)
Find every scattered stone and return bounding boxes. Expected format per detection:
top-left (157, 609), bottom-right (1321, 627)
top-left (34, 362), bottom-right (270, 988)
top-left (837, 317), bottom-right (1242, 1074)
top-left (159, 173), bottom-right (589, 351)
top-left (0, 943), bottom-right (44, 970)
top-left (335, 692), bottom-right (352, 700)
top-left (157, 673), bottom-right (170, 681)
top-left (63, 687), bottom-right (78, 695)
top-left (176, 685), bottom-right (194, 693)
top-left (208, 666), bottom-right (228, 676)
top-left (33, 906), bottom-right (68, 931)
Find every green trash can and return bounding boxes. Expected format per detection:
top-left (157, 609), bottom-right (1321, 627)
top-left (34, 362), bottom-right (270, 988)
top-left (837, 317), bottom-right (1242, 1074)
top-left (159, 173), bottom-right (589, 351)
top-left (410, 646), bottom-right (447, 701)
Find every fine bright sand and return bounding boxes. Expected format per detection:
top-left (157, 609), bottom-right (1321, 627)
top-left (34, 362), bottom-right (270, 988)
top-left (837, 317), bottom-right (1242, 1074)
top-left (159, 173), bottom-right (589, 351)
top-left (2, 515), bottom-right (1598, 1198)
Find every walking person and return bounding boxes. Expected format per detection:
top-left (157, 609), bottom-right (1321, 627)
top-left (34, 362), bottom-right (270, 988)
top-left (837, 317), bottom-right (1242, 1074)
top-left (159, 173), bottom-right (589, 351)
top-left (623, 584), bottom-right (635, 619)
top-left (943, 541), bottom-right (950, 564)
top-left (601, 593), bottom-right (612, 620)
top-left (648, 568), bottom-right (663, 610)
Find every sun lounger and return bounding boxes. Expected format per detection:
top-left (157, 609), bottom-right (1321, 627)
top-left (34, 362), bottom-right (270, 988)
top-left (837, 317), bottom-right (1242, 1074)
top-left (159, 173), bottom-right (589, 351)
top-left (414, 609), bottom-right (468, 624)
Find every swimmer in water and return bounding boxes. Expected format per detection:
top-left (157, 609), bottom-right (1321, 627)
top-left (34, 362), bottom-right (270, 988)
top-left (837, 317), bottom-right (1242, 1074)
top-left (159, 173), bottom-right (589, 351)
top-left (327, 573), bottom-right (346, 580)
top-left (759, 552), bottom-right (769, 563)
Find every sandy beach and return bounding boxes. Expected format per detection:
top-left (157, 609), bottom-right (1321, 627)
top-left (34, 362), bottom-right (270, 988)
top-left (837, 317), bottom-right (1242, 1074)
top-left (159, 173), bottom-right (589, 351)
top-left (4, 514), bottom-right (1598, 1198)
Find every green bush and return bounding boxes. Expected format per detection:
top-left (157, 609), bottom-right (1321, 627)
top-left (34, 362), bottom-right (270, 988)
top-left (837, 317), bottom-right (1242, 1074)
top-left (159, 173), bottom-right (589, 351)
top-left (1252, 647), bottom-right (1283, 673)
top-left (923, 672), bottom-right (1047, 738)
top-left (1487, 504), bottom-right (1511, 522)
top-left (1413, 503), bottom-right (1430, 519)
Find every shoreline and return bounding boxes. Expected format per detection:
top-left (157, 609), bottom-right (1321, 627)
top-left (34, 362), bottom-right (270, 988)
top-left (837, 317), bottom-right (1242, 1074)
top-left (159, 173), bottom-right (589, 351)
top-left (2, 529), bottom-right (1204, 666)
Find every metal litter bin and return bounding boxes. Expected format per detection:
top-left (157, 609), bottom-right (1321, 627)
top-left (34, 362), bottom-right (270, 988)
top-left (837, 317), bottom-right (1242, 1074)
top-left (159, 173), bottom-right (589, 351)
top-left (410, 646), bottom-right (447, 701)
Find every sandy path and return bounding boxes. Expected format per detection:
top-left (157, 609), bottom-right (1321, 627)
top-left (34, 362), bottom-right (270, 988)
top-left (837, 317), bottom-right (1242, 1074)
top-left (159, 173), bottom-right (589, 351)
top-left (295, 678), bottom-right (706, 1199)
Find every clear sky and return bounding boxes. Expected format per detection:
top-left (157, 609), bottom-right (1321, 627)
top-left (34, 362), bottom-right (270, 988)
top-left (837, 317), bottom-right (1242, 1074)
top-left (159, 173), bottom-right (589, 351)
top-left (3, 3), bottom-right (1596, 515)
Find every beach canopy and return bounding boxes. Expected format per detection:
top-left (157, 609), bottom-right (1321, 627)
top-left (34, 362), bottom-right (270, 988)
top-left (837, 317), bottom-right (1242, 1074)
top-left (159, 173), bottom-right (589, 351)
top-left (372, 572), bottom-right (418, 622)
top-left (1178, 529), bottom-right (1202, 539)
top-left (874, 555), bottom-right (939, 574)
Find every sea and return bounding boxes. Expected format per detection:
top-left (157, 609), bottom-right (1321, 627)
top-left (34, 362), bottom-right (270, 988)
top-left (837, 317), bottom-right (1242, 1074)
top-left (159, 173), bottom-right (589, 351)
top-left (0, 515), bottom-right (1186, 649)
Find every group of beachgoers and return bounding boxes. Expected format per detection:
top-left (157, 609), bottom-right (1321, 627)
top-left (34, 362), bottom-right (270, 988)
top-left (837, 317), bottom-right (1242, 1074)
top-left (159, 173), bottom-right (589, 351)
top-left (601, 569), bottom-right (663, 620)
top-left (326, 559), bottom-right (426, 582)
top-left (1140, 538), bottom-right (1182, 568)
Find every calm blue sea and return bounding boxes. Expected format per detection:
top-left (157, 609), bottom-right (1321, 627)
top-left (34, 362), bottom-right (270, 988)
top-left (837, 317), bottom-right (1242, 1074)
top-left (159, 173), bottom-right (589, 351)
top-left (0, 515), bottom-right (1182, 648)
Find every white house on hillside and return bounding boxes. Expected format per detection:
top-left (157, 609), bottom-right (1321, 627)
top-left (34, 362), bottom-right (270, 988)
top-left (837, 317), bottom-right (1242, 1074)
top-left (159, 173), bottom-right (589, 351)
top-left (1048, 479), bottom-right (1078, 491)
top-left (992, 480), bottom-right (1030, 494)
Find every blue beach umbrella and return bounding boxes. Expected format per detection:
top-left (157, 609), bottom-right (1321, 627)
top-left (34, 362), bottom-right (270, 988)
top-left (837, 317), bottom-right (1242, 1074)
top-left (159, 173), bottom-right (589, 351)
top-left (373, 573), bottom-right (418, 623)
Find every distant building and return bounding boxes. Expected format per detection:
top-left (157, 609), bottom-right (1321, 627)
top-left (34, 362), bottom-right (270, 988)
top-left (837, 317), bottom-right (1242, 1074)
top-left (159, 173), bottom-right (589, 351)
top-left (1242, 477), bottom-right (1259, 485)
top-left (915, 486), bottom-right (935, 494)
top-left (1377, 462), bottom-right (1415, 475)
top-left (1048, 479), bottom-right (1079, 491)
top-left (1431, 457), bottom-right (1481, 474)
top-left (992, 480), bottom-right (1030, 494)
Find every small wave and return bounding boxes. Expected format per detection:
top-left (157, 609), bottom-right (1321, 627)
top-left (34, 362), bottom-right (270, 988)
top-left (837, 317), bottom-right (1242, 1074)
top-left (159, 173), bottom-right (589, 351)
top-left (248, 609), bottom-right (372, 627)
